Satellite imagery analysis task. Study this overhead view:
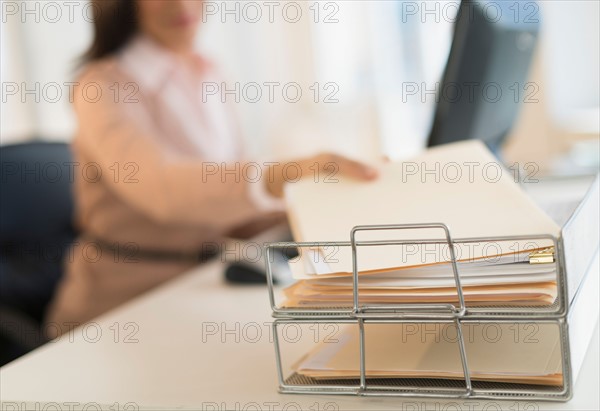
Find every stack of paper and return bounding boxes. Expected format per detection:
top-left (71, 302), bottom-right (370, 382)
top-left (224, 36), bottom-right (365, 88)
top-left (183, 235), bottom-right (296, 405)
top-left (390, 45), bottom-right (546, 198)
top-left (282, 141), bottom-right (561, 307)
top-left (293, 323), bottom-right (563, 385)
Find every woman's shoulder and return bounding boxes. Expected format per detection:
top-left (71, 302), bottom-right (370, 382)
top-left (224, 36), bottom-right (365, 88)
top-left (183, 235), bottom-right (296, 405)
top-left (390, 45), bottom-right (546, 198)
top-left (75, 56), bottom-right (131, 86)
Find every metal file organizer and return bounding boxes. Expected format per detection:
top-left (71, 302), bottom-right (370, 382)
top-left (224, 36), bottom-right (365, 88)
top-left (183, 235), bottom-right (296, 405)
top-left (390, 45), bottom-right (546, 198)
top-left (265, 223), bottom-right (574, 401)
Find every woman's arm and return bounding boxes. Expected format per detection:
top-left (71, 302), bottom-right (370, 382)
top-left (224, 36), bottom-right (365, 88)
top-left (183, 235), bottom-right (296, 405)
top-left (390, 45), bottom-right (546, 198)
top-left (74, 66), bottom-right (272, 232)
top-left (74, 64), bottom-right (378, 232)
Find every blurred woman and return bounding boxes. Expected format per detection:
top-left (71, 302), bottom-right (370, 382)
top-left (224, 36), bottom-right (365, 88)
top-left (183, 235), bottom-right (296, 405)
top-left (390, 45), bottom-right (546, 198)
top-left (45, 0), bottom-right (377, 335)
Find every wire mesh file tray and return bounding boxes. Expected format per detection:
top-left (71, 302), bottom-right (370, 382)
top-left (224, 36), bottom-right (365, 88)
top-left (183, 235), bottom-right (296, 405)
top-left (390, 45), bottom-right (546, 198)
top-left (264, 223), bottom-right (574, 401)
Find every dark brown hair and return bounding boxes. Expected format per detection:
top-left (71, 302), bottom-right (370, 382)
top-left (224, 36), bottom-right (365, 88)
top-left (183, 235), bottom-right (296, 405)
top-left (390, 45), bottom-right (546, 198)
top-left (82, 0), bottom-right (138, 62)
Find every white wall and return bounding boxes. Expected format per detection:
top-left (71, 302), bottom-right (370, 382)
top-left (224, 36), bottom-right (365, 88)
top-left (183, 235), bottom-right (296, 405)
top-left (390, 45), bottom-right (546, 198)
top-left (1, 0), bottom-right (91, 143)
top-left (540, 0), bottom-right (600, 133)
top-left (2, 0), bottom-right (598, 163)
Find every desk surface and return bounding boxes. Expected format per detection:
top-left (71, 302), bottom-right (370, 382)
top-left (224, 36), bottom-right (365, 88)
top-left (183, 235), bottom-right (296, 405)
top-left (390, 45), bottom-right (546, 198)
top-left (1, 260), bottom-right (599, 410)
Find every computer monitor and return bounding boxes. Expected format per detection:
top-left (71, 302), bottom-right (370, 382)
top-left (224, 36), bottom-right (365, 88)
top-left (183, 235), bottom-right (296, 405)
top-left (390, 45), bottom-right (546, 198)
top-left (427, 0), bottom-right (540, 153)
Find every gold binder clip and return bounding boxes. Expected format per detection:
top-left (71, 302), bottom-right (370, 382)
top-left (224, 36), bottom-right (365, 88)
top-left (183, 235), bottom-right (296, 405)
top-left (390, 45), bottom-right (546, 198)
top-left (529, 247), bottom-right (555, 264)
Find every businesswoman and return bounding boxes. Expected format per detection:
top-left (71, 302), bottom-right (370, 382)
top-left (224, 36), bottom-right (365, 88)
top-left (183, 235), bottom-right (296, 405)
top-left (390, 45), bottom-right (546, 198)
top-left (45, 0), bottom-right (377, 335)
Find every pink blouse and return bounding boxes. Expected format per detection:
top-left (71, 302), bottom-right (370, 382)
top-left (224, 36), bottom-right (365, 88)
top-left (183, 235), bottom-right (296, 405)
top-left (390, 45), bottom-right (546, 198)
top-left (71, 35), bottom-right (284, 252)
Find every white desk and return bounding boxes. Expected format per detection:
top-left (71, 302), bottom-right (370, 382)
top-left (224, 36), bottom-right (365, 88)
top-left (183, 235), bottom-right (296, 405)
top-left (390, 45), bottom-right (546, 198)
top-left (1, 260), bottom-right (598, 410)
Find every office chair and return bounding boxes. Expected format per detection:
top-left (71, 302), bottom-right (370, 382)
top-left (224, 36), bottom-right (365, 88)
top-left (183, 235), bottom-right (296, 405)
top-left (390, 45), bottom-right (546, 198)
top-left (0, 141), bottom-right (77, 365)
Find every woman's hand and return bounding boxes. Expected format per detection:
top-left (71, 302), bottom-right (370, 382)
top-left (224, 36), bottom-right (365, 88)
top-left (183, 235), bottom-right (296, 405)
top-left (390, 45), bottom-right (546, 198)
top-left (265, 153), bottom-right (379, 198)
